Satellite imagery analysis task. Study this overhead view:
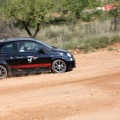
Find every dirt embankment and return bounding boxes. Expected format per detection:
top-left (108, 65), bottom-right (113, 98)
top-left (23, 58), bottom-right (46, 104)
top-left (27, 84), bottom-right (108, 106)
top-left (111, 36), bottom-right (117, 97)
top-left (0, 49), bottom-right (120, 120)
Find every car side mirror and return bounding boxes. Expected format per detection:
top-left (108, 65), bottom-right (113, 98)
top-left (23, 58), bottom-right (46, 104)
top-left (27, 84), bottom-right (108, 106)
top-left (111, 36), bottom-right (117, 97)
top-left (38, 48), bottom-right (45, 54)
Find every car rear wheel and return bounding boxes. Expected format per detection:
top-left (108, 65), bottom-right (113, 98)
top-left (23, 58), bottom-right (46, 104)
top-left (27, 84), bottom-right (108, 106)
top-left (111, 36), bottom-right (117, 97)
top-left (52, 59), bottom-right (67, 73)
top-left (0, 65), bottom-right (7, 79)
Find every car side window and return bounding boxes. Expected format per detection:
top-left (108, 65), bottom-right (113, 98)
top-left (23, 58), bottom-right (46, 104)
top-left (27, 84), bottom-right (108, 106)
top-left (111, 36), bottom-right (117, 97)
top-left (18, 41), bottom-right (41, 52)
top-left (1, 43), bottom-right (16, 53)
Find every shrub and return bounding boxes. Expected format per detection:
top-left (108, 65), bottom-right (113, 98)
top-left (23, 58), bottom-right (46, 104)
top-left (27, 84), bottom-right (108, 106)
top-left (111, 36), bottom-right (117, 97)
top-left (0, 18), bottom-right (19, 39)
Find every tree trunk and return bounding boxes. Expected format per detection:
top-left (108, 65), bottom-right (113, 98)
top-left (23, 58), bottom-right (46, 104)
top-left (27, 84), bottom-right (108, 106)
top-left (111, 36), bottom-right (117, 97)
top-left (22, 21), bottom-right (40, 38)
top-left (22, 21), bottom-right (32, 37)
top-left (33, 23), bottom-right (40, 38)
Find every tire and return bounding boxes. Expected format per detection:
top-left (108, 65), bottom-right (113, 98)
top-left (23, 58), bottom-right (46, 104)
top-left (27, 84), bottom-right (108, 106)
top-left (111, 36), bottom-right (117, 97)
top-left (0, 65), bottom-right (7, 79)
top-left (52, 59), bottom-right (67, 73)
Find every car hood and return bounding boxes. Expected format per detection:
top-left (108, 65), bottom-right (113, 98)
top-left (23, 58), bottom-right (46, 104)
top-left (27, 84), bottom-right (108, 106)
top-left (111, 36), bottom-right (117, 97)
top-left (52, 48), bottom-right (68, 53)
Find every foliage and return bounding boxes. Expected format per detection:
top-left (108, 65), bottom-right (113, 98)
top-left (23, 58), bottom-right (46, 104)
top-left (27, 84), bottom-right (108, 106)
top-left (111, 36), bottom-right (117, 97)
top-left (105, 1), bottom-right (120, 31)
top-left (0, 0), bottom-right (120, 40)
top-left (108, 2), bottom-right (120, 17)
top-left (56, 0), bottom-right (100, 23)
top-left (3, 0), bottom-right (54, 38)
top-left (0, 0), bottom-right (7, 6)
top-left (0, 17), bottom-right (19, 38)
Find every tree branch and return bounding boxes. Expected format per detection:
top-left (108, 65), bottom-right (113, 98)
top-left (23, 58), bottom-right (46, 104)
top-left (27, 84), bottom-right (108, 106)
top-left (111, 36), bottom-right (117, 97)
top-left (26, 19), bottom-right (33, 28)
top-left (22, 21), bottom-right (32, 37)
top-left (33, 23), bottom-right (40, 38)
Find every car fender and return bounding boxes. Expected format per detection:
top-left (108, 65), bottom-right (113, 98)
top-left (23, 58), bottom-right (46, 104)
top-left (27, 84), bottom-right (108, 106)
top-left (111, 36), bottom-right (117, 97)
top-left (51, 54), bottom-right (71, 63)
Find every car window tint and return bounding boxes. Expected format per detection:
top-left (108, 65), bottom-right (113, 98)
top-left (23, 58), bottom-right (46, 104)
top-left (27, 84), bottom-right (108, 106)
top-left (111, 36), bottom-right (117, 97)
top-left (18, 41), bottom-right (41, 52)
top-left (1, 43), bottom-right (16, 53)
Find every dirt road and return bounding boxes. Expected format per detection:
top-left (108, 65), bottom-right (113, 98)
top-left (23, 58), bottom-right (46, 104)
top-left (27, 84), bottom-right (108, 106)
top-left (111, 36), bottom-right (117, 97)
top-left (0, 50), bottom-right (120, 120)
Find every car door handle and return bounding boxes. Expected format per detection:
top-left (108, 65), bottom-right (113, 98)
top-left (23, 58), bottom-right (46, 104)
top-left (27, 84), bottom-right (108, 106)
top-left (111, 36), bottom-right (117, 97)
top-left (16, 56), bottom-right (23, 59)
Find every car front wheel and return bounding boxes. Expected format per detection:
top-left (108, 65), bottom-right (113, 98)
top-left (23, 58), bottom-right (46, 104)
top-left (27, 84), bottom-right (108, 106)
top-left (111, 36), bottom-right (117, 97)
top-left (52, 59), bottom-right (67, 73)
top-left (0, 65), bottom-right (7, 79)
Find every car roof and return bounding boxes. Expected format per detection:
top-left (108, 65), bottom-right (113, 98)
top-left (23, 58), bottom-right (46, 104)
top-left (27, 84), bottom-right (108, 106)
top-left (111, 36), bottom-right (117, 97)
top-left (0, 37), bottom-right (36, 43)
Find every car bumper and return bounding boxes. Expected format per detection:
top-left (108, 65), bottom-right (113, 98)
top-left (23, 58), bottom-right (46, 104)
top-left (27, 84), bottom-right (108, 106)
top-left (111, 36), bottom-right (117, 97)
top-left (66, 60), bottom-right (76, 70)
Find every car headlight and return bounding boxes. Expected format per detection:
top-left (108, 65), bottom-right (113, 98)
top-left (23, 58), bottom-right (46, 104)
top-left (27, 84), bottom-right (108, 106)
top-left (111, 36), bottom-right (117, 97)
top-left (67, 53), bottom-right (72, 57)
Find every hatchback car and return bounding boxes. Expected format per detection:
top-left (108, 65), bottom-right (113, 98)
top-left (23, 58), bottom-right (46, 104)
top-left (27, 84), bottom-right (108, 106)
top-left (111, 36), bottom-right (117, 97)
top-left (0, 38), bottom-right (76, 79)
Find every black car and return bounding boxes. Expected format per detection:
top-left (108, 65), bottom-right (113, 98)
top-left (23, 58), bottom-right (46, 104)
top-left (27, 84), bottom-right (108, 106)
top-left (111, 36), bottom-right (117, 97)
top-left (0, 38), bottom-right (76, 79)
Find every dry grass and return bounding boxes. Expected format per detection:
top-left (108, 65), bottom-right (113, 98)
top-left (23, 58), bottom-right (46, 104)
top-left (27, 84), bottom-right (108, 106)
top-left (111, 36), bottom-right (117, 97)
top-left (19, 19), bottom-right (120, 52)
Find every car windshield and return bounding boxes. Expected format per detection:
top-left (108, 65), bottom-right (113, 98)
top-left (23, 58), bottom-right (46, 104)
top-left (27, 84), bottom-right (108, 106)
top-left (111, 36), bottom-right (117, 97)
top-left (37, 40), bottom-right (53, 49)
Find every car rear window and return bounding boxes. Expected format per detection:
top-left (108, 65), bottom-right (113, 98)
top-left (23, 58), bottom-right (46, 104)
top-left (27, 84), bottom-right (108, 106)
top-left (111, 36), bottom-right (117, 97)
top-left (1, 43), bottom-right (16, 53)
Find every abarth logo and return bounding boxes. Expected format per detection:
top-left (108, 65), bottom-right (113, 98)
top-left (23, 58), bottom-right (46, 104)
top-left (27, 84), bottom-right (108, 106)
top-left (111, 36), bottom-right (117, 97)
top-left (28, 57), bottom-right (32, 63)
top-left (27, 56), bottom-right (38, 63)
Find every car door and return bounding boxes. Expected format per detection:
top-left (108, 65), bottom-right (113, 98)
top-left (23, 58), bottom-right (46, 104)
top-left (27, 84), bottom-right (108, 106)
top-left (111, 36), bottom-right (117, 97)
top-left (0, 42), bottom-right (23, 73)
top-left (15, 40), bottom-right (52, 72)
